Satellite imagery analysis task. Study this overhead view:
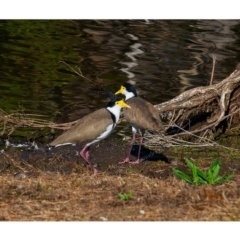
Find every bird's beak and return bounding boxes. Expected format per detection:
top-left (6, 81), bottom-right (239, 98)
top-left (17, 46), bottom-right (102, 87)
top-left (115, 86), bottom-right (124, 95)
top-left (118, 100), bottom-right (131, 108)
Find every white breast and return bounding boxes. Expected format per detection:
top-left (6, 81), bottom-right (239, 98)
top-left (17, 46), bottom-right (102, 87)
top-left (86, 123), bottom-right (115, 147)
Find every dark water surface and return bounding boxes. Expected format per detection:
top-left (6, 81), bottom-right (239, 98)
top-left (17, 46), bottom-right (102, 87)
top-left (0, 20), bottom-right (240, 139)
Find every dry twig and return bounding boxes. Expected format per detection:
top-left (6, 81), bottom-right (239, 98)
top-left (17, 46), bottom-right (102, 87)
top-left (209, 55), bottom-right (216, 85)
top-left (59, 61), bottom-right (93, 82)
top-left (0, 108), bottom-right (77, 136)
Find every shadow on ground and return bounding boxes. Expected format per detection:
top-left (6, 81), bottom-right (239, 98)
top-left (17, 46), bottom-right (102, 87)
top-left (6, 137), bottom-right (172, 178)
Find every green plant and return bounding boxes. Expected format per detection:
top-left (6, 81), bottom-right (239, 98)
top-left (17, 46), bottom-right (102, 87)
top-left (172, 158), bottom-right (234, 185)
top-left (118, 191), bottom-right (133, 201)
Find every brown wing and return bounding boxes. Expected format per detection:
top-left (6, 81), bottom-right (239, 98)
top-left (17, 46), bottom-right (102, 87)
top-left (124, 97), bottom-right (163, 132)
top-left (50, 108), bottom-right (114, 146)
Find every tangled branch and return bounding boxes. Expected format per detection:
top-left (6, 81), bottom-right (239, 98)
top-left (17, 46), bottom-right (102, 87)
top-left (144, 63), bottom-right (240, 148)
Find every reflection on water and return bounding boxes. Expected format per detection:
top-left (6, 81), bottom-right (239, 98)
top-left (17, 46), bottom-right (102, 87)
top-left (120, 34), bottom-right (144, 79)
top-left (0, 20), bottom-right (240, 137)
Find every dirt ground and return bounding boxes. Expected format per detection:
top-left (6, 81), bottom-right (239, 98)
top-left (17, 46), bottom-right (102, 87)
top-left (0, 133), bottom-right (240, 221)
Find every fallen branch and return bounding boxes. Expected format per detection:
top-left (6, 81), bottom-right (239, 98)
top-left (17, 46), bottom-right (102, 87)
top-left (153, 63), bottom-right (240, 143)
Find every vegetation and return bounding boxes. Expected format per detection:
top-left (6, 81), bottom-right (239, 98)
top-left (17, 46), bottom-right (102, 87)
top-left (118, 191), bottom-right (133, 201)
top-left (172, 158), bottom-right (234, 185)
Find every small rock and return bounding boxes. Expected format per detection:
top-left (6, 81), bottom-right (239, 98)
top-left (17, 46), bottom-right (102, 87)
top-left (99, 216), bottom-right (108, 221)
top-left (171, 160), bottom-right (178, 166)
top-left (139, 210), bottom-right (145, 215)
top-left (14, 172), bottom-right (27, 179)
top-left (17, 184), bottom-right (24, 189)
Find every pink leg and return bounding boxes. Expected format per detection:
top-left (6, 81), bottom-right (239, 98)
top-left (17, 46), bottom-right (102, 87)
top-left (80, 145), bottom-right (98, 175)
top-left (85, 150), bottom-right (90, 160)
top-left (119, 131), bottom-right (136, 164)
top-left (129, 136), bottom-right (144, 164)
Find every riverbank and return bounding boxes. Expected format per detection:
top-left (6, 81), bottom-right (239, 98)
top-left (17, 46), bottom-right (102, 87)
top-left (0, 132), bottom-right (240, 221)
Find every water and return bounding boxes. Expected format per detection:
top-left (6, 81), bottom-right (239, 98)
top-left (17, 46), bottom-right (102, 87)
top-left (0, 20), bottom-right (240, 139)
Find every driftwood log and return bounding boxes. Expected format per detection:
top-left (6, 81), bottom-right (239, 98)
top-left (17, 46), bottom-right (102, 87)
top-left (143, 63), bottom-right (240, 148)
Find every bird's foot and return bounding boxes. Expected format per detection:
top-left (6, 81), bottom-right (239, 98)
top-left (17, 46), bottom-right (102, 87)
top-left (129, 159), bottom-right (141, 164)
top-left (119, 157), bottom-right (131, 164)
top-left (93, 168), bottom-right (98, 176)
top-left (86, 164), bottom-right (98, 176)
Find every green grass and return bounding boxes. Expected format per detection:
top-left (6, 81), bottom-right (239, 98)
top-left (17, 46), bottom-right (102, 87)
top-left (172, 158), bottom-right (234, 185)
top-left (118, 191), bottom-right (133, 201)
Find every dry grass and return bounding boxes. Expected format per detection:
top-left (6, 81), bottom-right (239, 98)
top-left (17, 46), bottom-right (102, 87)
top-left (0, 108), bottom-right (78, 136)
top-left (1, 171), bottom-right (240, 221)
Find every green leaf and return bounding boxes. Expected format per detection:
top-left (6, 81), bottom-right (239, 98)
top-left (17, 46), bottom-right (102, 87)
top-left (207, 165), bottom-right (213, 184)
top-left (196, 168), bottom-right (208, 182)
top-left (210, 158), bottom-right (220, 170)
top-left (185, 158), bottom-right (195, 171)
top-left (172, 168), bottom-right (193, 184)
top-left (208, 158), bottom-right (221, 184)
top-left (184, 158), bottom-right (201, 185)
top-left (210, 158), bottom-right (221, 171)
top-left (212, 163), bottom-right (220, 180)
top-left (192, 163), bottom-right (199, 185)
top-left (213, 174), bottom-right (234, 185)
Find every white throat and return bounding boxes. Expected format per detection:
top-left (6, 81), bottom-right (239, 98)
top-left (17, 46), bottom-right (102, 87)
top-left (106, 104), bottom-right (121, 123)
top-left (124, 90), bottom-right (135, 100)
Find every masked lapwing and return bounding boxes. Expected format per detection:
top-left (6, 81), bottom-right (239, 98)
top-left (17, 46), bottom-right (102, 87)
top-left (115, 83), bottom-right (164, 164)
top-left (49, 97), bottom-right (131, 175)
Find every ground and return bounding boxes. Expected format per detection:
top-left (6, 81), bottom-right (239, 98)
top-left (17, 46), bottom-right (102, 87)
top-left (0, 132), bottom-right (240, 221)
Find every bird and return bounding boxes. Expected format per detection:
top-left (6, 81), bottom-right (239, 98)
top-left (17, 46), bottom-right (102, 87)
top-left (49, 96), bottom-right (131, 175)
top-left (115, 83), bottom-right (164, 164)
